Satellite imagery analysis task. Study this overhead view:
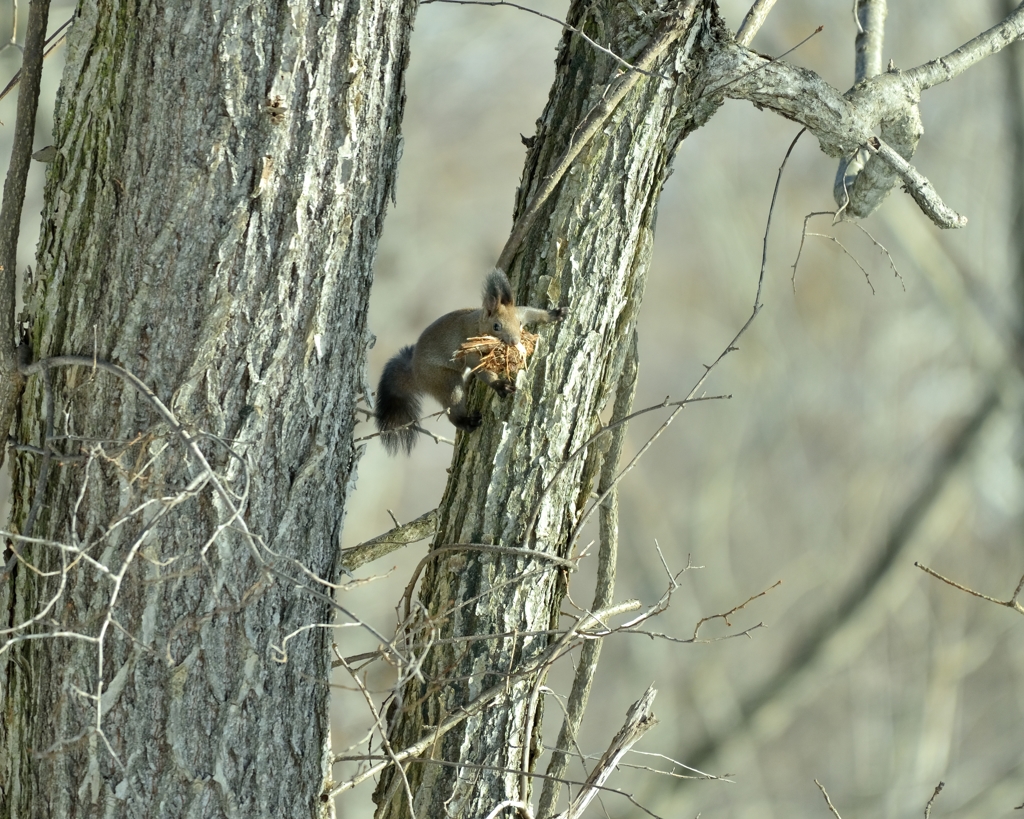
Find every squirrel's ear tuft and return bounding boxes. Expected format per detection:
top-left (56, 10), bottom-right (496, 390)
top-left (483, 269), bottom-right (515, 311)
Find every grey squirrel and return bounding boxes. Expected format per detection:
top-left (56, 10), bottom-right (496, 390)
top-left (375, 269), bottom-right (566, 455)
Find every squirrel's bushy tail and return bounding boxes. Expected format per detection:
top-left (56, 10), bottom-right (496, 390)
top-left (375, 346), bottom-right (421, 455)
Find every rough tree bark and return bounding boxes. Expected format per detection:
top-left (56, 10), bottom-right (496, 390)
top-left (1, 0), bottom-right (414, 816)
top-left (372, 1), bottom-right (720, 815)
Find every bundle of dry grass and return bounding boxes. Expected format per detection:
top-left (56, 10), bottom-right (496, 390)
top-left (453, 330), bottom-right (539, 380)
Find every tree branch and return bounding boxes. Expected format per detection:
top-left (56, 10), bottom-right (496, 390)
top-left (854, 0), bottom-right (887, 81)
top-left (735, 0), bottom-right (778, 47)
top-left (551, 686), bottom-right (658, 819)
top-left (905, 2), bottom-right (1024, 92)
top-left (329, 601), bottom-right (638, 798)
top-left (865, 135), bottom-right (967, 228)
top-left (0, 0), bottom-right (51, 469)
top-left (339, 508), bottom-right (438, 571)
top-left (714, 4), bottom-right (1024, 224)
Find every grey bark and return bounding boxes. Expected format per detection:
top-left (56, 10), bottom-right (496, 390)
top-left (536, 331), bottom-right (638, 819)
top-left (0, 0), bottom-right (414, 817)
top-left (371, 2), bottom-right (722, 816)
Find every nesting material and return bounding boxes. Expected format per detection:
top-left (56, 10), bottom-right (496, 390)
top-left (453, 331), bottom-right (539, 380)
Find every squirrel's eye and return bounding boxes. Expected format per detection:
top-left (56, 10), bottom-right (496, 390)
top-left (493, 322), bottom-right (501, 332)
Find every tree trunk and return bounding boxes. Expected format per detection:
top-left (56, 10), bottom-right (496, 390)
top-left (373, 2), bottom-right (722, 816)
top-left (1, 0), bottom-right (414, 816)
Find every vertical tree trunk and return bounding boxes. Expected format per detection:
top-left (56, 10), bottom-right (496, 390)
top-left (1, 0), bottom-right (414, 816)
top-left (373, 2), bottom-right (722, 816)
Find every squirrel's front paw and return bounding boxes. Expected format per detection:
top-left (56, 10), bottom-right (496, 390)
top-left (492, 379), bottom-right (516, 397)
top-left (549, 306), bottom-right (569, 321)
top-left (452, 412), bottom-right (482, 431)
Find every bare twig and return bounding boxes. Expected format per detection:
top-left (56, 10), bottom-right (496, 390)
top-left (334, 755), bottom-right (666, 817)
top-left (914, 563), bottom-right (1024, 616)
top-left (19, 355), bottom-right (265, 560)
top-left (422, 0), bottom-right (668, 80)
top-left (340, 508), bottom-right (439, 571)
top-left (329, 600), bottom-right (639, 797)
top-left (552, 686), bottom-right (658, 819)
top-left (814, 779), bottom-right (843, 819)
top-left (924, 781), bottom-right (945, 819)
top-left (791, 212), bottom-right (902, 292)
top-left (617, 749), bottom-right (728, 781)
top-left (692, 581), bottom-right (782, 641)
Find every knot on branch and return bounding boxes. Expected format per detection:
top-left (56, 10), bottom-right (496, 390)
top-left (835, 69), bottom-right (923, 218)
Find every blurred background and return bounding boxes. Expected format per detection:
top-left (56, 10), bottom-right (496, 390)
top-left (2, 1), bottom-right (1022, 817)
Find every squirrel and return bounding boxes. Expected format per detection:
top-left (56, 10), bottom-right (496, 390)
top-left (374, 269), bottom-right (566, 455)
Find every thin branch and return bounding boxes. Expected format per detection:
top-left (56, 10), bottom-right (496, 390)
top-left (328, 600), bottom-right (638, 797)
top-left (340, 508), bottom-right (439, 572)
top-left (914, 563), bottom-right (1024, 616)
top-left (335, 651), bottom-right (418, 819)
top-left (791, 211), bottom-right (902, 291)
top-left (904, 3), bottom-right (1024, 92)
top-left (0, 15), bottom-right (72, 103)
top-left (865, 136), bottom-right (967, 228)
top-left (691, 581), bottom-right (781, 641)
top-left (803, 232), bottom-right (876, 294)
top-left (619, 749), bottom-right (729, 781)
top-left (422, 0), bottom-right (668, 80)
top-left (735, 0), bottom-right (779, 47)
top-left (814, 779), bottom-right (844, 819)
top-left (552, 686), bottom-right (659, 819)
top-left (924, 781), bottom-right (945, 819)
top-left (0, 0), bottom-right (51, 470)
